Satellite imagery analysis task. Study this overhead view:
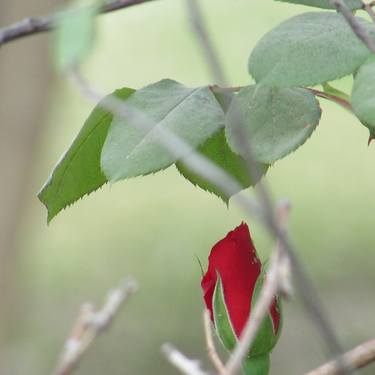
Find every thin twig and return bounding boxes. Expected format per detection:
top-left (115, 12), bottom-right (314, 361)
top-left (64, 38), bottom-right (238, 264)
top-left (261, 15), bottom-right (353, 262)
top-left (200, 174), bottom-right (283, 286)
top-left (185, 0), bottom-right (226, 85)
top-left (203, 310), bottom-right (226, 375)
top-left (162, 344), bottom-right (212, 375)
top-left (331, 0), bottom-right (375, 54)
top-left (305, 339), bottom-right (375, 375)
top-left (53, 278), bottom-right (137, 375)
top-left (0, 0), bottom-right (158, 46)
top-left (306, 88), bottom-right (353, 112)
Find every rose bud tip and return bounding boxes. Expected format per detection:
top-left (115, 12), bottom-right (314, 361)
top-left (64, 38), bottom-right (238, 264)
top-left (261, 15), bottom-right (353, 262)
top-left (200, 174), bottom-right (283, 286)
top-left (201, 223), bottom-right (282, 375)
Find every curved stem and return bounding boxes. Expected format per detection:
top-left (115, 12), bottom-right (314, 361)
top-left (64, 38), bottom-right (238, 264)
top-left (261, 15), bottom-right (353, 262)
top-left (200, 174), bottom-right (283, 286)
top-left (306, 88), bottom-right (353, 111)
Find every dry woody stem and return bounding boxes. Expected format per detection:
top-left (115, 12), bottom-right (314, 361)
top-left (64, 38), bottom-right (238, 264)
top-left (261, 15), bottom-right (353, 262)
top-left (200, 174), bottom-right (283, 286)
top-left (0, 0), bottom-right (157, 46)
top-left (162, 344), bottom-right (212, 375)
top-left (305, 339), bottom-right (375, 375)
top-left (203, 310), bottom-right (226, 375)
top-left (53, 279), bottom-right (137, 375)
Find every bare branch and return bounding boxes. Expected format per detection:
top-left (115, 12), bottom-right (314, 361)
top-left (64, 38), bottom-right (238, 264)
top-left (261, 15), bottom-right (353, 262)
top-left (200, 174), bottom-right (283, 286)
top-left (331, 0), bottom-right (375, 54)
top-left (53, 278), bottom-right (137, 375)
top-left (162, 344), bottom-right (212, 375)
top-left (203, 310), bottom-right (226, 375)
top-left (305, 339), bottom-right (375, 375)
top-left (0, 0), bottom-right (158, 46)
top-left (184, 0), bottom-right (226, 85)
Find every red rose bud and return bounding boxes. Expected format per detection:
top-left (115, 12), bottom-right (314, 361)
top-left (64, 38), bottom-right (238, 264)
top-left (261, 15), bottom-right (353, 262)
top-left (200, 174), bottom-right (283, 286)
top-left (201, 223), bottom-right (282, 375)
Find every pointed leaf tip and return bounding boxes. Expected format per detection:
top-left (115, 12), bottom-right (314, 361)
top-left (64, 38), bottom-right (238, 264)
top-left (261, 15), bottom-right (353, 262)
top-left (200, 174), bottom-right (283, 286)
top-left (38, 87), bottom-right (135, 222)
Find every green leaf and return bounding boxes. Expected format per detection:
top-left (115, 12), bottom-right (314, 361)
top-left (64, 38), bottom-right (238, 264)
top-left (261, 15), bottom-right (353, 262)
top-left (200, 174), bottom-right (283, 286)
top-left (38, 88), bottom-right (135, 222)
top-left (352, 57), bottom-right (375, 137)
top-left (248, 12), bottom-right (375, 88)
top-left (176, 90), bottom-right (268, 202)
top-left (213, 275), bottom-right (237, 351)
top-left (225, 85), bottom-right (322, 164)
top-left (176, 130), bottom-right (268, 202)
top-left (54, 2), bottom-right (99, 69)
top-left (101, 79), bottom-right (225, 182)
top-left (275, 0), bottom-right (363, 10)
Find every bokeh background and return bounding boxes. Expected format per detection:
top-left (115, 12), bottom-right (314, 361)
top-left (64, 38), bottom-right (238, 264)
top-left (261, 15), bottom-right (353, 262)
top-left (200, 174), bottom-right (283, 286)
top-left (1, 0), bottom-right (375, 374)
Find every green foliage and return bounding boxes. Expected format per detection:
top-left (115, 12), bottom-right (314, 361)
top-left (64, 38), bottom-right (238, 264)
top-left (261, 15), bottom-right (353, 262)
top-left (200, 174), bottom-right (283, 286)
top-left (177, 91), bottom-right (267, 202)
top-left (176, 130), bottom-right (268, 203)
top-left (213, 275), bottom-right (237, 350)
top-left (38, 88), bottom-right (134, 222)
top-left (225, 85), bottom-right (321, 164)
top-left (54, 2), bottom-right (100, 69)
top-left (101, 79), bottom-right (225, 182)
top-left (352, 57), bottom-right (375, 137)
top-left (275, 0), bottom-right (363, 9)
top-left (248, 12), bottom-right (375, 88)
top-left (40, 5), bottom-right (375, 220)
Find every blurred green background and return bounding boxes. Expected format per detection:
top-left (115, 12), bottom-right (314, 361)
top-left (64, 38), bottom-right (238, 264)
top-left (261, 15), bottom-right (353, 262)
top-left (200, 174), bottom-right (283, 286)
top-left (1, 0), bottom-right (375, 374)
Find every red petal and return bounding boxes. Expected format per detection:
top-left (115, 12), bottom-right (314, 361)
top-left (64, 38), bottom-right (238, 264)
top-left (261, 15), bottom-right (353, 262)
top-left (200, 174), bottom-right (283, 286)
top-left (201, 223), bottom-right (261, 337)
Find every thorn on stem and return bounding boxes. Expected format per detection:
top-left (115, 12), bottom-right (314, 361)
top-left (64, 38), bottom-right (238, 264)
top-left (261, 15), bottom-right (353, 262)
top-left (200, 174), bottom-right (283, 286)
top-left (368, 133), bottom-right (375, 146)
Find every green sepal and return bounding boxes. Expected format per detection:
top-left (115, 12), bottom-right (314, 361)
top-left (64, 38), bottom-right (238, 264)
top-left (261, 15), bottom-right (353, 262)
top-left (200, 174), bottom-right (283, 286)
top-left (212, 274), bottom-right (237, 351)
top-left (212, 269), bottom-right (282, 356)
top-left (242, 355), bottom-right (270, 375)
top-left (248, 265), bottom-right (282, 357)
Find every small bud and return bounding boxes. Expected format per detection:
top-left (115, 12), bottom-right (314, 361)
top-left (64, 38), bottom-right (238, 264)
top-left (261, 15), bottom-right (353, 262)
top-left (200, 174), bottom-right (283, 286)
top-left (201, 223), bottom-right (283, 375)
